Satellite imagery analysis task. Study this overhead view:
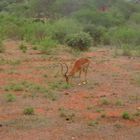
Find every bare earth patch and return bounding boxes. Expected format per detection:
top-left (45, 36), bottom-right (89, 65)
top-left (0, 40), bottom-right (140, 140)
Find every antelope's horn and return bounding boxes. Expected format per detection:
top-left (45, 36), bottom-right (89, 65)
top-left (63, 63), bottom-right (69, 76)
top-left (59, 63), bottom-right (64, 76)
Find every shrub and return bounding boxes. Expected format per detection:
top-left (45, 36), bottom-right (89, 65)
top-left (74, 9), bottom-right (124, 27)
top-left (19, 43), bottom-right (27, 53)
top-left (47, 18), bottom-right (83, 43)
top-left (121, 44), bottom-right (132, 56)
top-left (3, 23), bottom-right (23, 40)
top-left (39, 38), bottom-right (58, 53)
top-left (110, 26), bottom-right (140, 46)
top-left (84, 24), bottom-right (107, 45)
top-left (115, 100), bottom-right (124, 106)
top-left (100, 98), bottom-right (110, 105)
top-left (122, 112), bottom-right (131, 120)
top-left (4, 83), bottom-right (24, 91)
top-left (66, 32), bottom-right (92, 51)
top-left (22, 22), bottom-right (47, 42)
top-left (5, 93), bottom-right (16, 102)
top-left (23, 107), bottom-right (34, 115)
top-left (130, 12), bottom-right (140, 24)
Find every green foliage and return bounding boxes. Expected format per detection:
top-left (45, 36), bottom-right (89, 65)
top-left (39, 38), bottom-right (58, 53)
top-left (4, 81), bottom-right (48, 93)
top-left (88, 120), bottom-right (98, 127)
top-left (73, 9), bottom-right (124, 27)
top-left (47, 18), bottom-right (83, 43)
top-left (22, 22), bottom-right (47, 43)
top-left (121, 44), bottom-right (132, 56)
top-left (0, 0), bottom-right (139, 51)
top-left (110, 26), bottom-right (140, 46)
top-left (5, 93), bottom-right (16, 102)
top-left (23, 107), bottom-right (35, 115)
top-left (100, 98), bottom-right (110, 105)
top-left (66, 32), bottom-right (92, 51)
top-left (122, 112), bottom-right (131, 120)
top-left (19, 43), bottom-right (27, 53)
top-left (84, 24), bottom-right (107, 45)
top-left (130, 12), bottom-right (140, 24)
top-left (5, 83), bottom-right (24, 91)
top-left (115, 100), bottom-right (124, 106)
top-left (43, 90), bottom-right (59, 101)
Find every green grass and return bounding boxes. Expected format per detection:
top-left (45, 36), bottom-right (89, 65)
top-left (5, 93), bottom-right (16, 102)
top-left (88, 120), bottom-right (99, 127)
top-left (59, 108), bottom-right (75, 121)
top-left (1, 116), bottom-right (49, 130)
top-left (43, 90), bottom-right (59, 101)
top-left (134, 75), bottom-right (140, 86)
top-left (23, 107), bottom-right (35, 115)
top-left (0, 58), bottom-right (21, 66)
top-left (114, 46), bottom-right (140, 57)
top-left (4, 81), bottom-right (48, 93)
top-left (96, 108), bottom-right (104, 113)
top-left (19, 43), bottom-right (28, 53)
top-left (133, 111), bottom-right (140, 117)
top-left (122, 112), bottom-right (131, 120)
top-left (5, 83), bottom-right (24, 91)
top-left (49, 81), bottom-right (72, 90)
top-left (100, 98), bottom-right (110, 105)
top-left (114, 123), bottom-right (122, 129)
top-left (115, 99), bottom-right (124, 106)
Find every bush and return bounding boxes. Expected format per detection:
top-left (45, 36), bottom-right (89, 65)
top-left (121, 44), bottom-right (132, 56)
top-left (66, 32), bottom-right (92, 51)
top-left (22, 22), bottom-right (47, 43)
top-left (110, 26), bottom-right (140, 46)
top-left (84, 24), bottom-right (107, 45)
top-left (47, 18), bottom-right (83, 43)
top-left (122, 112), bottom-right (131, 120)
top-left (23, 107), bottom-right (34, 115)
top-left (130, 12), bottom-right (140, 24)
top-left (74, 9), bottom-right (124, 27)
top-left (19, 43), bottom-right (27, 53)
top-left (39, 38), bottom-right (58, 53)
top-left (3, 23), bottom-right (23, 40)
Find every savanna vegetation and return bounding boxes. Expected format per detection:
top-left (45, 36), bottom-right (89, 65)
top-left (0, 1), bottom-right (140, 140)
top-left (0, 0), bottom-right (140, 55)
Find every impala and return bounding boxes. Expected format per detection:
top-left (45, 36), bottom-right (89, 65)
top-left (60, 58), bottom-right (90, 84)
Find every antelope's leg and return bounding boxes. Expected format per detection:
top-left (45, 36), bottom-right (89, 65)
top-left (79, 69), bottom-right (82, 78)
top-left (84, 63), bottom-right (89, 84)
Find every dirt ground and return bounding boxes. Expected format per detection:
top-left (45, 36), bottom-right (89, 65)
top-left (0, 40), bottom-right (140, 140)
